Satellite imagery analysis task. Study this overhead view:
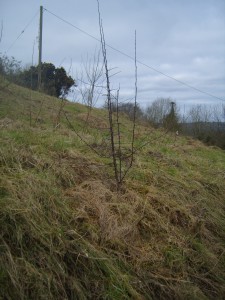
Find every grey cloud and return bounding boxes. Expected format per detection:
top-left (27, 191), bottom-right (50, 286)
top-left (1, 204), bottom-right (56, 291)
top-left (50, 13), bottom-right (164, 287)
top-left (1, 0), bottom-right (224, 108)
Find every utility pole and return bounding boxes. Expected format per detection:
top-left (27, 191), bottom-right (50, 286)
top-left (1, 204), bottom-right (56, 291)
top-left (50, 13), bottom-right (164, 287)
top-left (38, 5), bottom-right (43, 91)
top-left (170, 101), bottom-right (175, 115)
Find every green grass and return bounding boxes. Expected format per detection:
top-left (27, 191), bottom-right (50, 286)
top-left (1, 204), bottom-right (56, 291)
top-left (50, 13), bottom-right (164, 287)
top-left (1, 77), bottom-right (225, 299)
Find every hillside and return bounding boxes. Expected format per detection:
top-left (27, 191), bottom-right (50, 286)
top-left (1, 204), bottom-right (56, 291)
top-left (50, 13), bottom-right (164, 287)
top-left (0, 78), bottom-right (225, 299)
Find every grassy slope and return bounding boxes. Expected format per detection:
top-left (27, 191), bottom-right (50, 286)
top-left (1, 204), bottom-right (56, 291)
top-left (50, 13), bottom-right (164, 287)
top-left (0, 78), bottom-right (225, 299)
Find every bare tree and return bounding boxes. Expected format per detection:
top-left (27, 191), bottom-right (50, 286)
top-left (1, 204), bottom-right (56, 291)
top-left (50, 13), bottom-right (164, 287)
top-left (181, 103), bottom-right (225, 149)
top-left (107, 101), bottom-right (144, 121)
top-left (186, 105), bottom-right (211, 137)
top-left (76, 50), bottom-right (104, 123)
top-left (145, 98), bottom-right (171, 127)
top-left (211, 104), bottom-right (224, 123)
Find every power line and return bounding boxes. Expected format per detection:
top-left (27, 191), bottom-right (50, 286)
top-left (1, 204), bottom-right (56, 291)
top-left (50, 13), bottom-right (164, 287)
top-left (40, 8), bottom-right (225, 102)
top-left (6, 10), bottom-right (39, 53)
top-left (3, 7), bottom-right (224, 103)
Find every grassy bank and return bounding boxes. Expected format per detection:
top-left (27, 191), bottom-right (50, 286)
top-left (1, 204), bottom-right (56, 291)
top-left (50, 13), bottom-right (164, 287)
top-left (1, 78), bottom-right (225, 299)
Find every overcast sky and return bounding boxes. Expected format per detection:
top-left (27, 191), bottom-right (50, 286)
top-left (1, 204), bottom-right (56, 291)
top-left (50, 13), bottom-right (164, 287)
top-left (1, 0), bottom-right (225, 109)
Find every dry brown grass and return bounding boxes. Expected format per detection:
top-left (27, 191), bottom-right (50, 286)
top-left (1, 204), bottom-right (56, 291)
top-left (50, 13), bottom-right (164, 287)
top-left (1, 79), bottom-right (225, 299)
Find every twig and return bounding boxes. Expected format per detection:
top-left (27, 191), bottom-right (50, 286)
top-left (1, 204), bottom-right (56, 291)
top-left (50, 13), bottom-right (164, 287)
top-left (121, 30), bottom-right (138, 182)
top-left (63, 110), bottom-right (103, 157)
top-left (97, 0), bottom-right (119, 187)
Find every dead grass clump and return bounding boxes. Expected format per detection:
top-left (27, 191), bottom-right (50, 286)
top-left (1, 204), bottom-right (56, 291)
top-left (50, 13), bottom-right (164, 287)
top-left (68, 181), bottom-right (139, 247)
top-left (146, 195), bottom-right (191, 229)
top-left (0, 117), bottom-right (14, 128)
top-left (1, 171), bottom-right (144, 299)
top-left (50, 150), bottom-right (102, 187)
top-left (169, 209), bottom-right (190, 228)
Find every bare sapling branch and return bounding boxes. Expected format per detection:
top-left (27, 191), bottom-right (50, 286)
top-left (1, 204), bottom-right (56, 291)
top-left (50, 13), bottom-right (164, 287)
top-left (121, 30), bottom-right (138, 182)
top-left (29, 39), bottom-right (36, 126)
top-left (97, 1), bottom-right (139, 190)
top-left (97, 0), bottom-right (119, 188)
top-left (76, 49), bottom-right (104, 127)
top-left (63, 110), bottom-right (103, 157)
top-left (115, 86), bottom-right (122, 183)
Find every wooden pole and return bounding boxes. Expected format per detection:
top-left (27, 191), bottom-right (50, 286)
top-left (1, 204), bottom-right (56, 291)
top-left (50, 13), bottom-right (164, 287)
top-left (38, 6), bottom-right (43, 91)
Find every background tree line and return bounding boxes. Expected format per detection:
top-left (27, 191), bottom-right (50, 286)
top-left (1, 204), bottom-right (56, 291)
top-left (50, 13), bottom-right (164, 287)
top-left (1, 53), bottom-right (225, 149)
top-left (0, 54), bottom-right (75, 98)
top-left (109, 98), bottom-right (225, 149)
top-left (181, 104), bottom-right (225, 149)
top-left (146, 100), bottom-right (225, 149)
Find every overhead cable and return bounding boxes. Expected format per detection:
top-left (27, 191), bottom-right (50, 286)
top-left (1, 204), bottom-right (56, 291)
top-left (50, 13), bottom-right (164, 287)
top-left (6, 10), bottom-right (39, 53)
top-left (43, 8), bottom-right (225, 102)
